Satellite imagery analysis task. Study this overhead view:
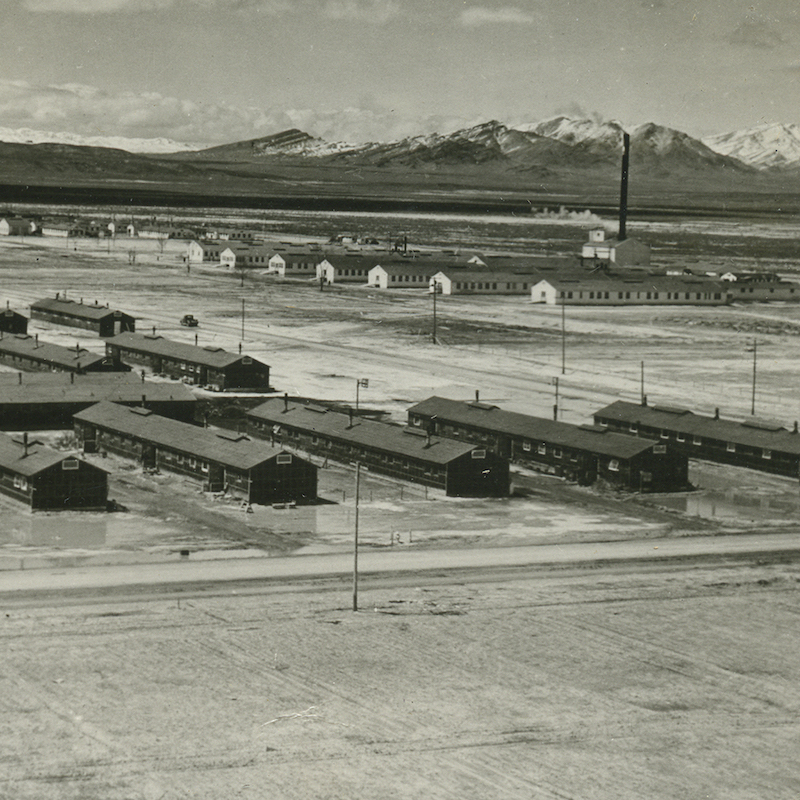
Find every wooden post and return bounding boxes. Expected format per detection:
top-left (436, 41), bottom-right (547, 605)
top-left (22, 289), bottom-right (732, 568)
top-left (353, 461), bottom-right (361, 612)
top-left (561, 298), bottom-right (565, 374)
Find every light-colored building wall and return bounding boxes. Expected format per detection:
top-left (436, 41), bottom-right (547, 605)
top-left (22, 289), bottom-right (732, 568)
top-left (532, 279), bottom-right (730, 306)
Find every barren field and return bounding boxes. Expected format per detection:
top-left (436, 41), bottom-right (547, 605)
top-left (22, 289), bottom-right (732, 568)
top-left (2, 208), bottom-right (800, 798)
top-left (3, 561), bottom-right (800, 799)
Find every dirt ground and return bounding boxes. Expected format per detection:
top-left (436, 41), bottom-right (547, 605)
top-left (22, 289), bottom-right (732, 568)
top-left (3, 560), bottom-right (800, 799)
top-left (2, 212), bottom-right (800, 798)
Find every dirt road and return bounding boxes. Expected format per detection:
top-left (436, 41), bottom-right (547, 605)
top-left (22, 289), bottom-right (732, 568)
top-left (3, 531), bottom-right (800, 598)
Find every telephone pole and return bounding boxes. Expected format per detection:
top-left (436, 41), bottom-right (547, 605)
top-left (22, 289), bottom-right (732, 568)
top-left (352, 462), bottom-right (361, 612)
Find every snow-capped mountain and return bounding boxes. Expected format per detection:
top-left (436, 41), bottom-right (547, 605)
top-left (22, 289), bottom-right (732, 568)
top-left (0, 126), bottom-right (198, 154)
top-left (290, 118), bottom-right (750, 175)
top-left (2, 117), bottom-right (800, 171)
top-left (520, 116), bottom-right (626, 148)
top-left (702, 123), bottom-right (800, 169)
top-left (317, 120), bottom-right (574, 168)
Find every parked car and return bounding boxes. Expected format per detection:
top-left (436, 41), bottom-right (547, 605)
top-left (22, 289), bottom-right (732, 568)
top-left (180, 314), bottom-right (199, 327)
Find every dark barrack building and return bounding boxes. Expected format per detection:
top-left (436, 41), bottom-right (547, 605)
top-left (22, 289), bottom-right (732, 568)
top-left (407, 396), bottom-right (689, 492)
top-left (31, 297), bottom-right (136, 337)
top-left (0, 372), bottom-right (197, 430)
top-left (105, 332), bottom-right (270, 391)
top-left (0, 307), bottom-right (27, 334)
top-left (74, 401), bottom-right (317, 505)
top-left (0, 333), bottom-right (130, 374)
top-left (246, 397), bottom-right (510, 497)
top-left (0, 432), bottom-right (108, 511)
top-left (594, 399), bottom-right (800, 478)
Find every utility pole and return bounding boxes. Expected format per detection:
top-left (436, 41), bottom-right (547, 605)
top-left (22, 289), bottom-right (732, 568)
top-left (355, 378), bottom-right (368, 410)
top-left (430, 278), bottom-right (441, 344)
top-left (553, 376), bottom-right (559, 421)
top-left (241, 298), bottom-right (245, 342)
top-left (353, 461), bottom-right (361, 612)
top-left (640, 360), bottom-right (645, 405)
top-left (751, 338), bottom-right (757, 415)
top-left (561, 298), bottom-right (566, 375)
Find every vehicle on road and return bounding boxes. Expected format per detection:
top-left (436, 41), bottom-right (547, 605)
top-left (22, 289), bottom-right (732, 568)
top-left (180, 314), bottom-right (199, 327)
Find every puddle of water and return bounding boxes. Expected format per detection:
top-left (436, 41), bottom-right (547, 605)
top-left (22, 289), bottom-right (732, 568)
top-left (1, 512), bottom-right (182, 551)
top-left (6, 515), bottom-right (109, 548)
top-left (654, 489), bottom-right (800, 521)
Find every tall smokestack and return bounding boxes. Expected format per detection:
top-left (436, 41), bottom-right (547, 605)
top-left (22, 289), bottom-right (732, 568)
top-left (618, 131), bottom-right (630, 242)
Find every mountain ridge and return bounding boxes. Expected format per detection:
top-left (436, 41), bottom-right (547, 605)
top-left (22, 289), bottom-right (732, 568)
top-left (2, 117), bottom-right (799, 170)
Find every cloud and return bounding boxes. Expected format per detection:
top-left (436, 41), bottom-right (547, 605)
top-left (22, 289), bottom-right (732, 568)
top-left (552, 102), bottom-right (607, 124)
top-left (0, 80), bottom-right (275, 143)
top-left (0, 79), bottom-right (479, 145)
top-left (23, 0), bottom-right (168, 9)
top-left (727, 18), bottom-right (785, 49)
top-left (321, 0), bottom-right (401, 24)
top-left (22, 0), bottom-right (292, 11)
top-left (459, 6), bottom-right (537, 27)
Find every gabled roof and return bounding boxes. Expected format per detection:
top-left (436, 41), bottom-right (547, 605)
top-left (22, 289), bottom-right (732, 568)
top-left (107, 332), bottom-right (267, 371)
top-left (31, 297), bottom-right (133, 322)
top-left (434, 269), bottom-right (537, 283)
top-left (247, 398), bottom-right (479, 465)
top-left (408, 396), bottom-right (658, 459)
top-left (220, 242), bottom-right (278, 255)
top-left (371, 263), bottom-right (442, 277)
top-left (0, 334), bottom-right (107, 370)
top-left (320, 255), bottom-right (383, 270)
top-left (533, 275), bottom-right (725, 292)
top-left (270, 252), bottom-right (322, 264)
top-left (0, 372), bottom-right (196, 405)
top-left (594, 400), bottom-right (800, 454)
top-left (74, 402), bottom-right (286, 471)
top-left (0, 433), bottom-right (86, 477)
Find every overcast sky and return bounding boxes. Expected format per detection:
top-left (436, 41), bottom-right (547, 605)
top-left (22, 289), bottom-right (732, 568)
top-left (2, 0), bottom-right (799, 145)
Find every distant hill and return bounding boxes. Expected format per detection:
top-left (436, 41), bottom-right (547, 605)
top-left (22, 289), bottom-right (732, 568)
top-left (0, 126), bottom-right (196, 154)
top-left (0, 141), bottom-right (204, 184)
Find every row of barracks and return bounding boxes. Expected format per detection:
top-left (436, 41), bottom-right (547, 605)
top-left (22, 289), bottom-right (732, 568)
top-left (593, 400), bottom-right (800, 478)
top-left (0, 372), bottom-right (197, 430)
top-left (531, 276), bottom-right (731, 306)
top-left (246, 397), bottom-right (511, 498)
top-left (0, 332), bottom-right (129, 374)
top-left (105, 333), bottom-right (270, 391)
top-left (406, 396), bottom-right (689, 493)
top-left (0, 432), bottom-right (108, 511)
top-left (74, 402), bottom-right (317, 506)
top-left (31, 297), bottom-right (136, 337)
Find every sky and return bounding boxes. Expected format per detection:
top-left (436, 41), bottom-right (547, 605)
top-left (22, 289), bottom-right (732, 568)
top-left (2, 0), bottom-right (800, 146)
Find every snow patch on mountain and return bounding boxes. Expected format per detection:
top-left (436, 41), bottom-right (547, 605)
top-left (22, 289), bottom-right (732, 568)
top-left (702, 123), bottom-right (800, 169)
top-left (519, 116), bottom-right (626, 147)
